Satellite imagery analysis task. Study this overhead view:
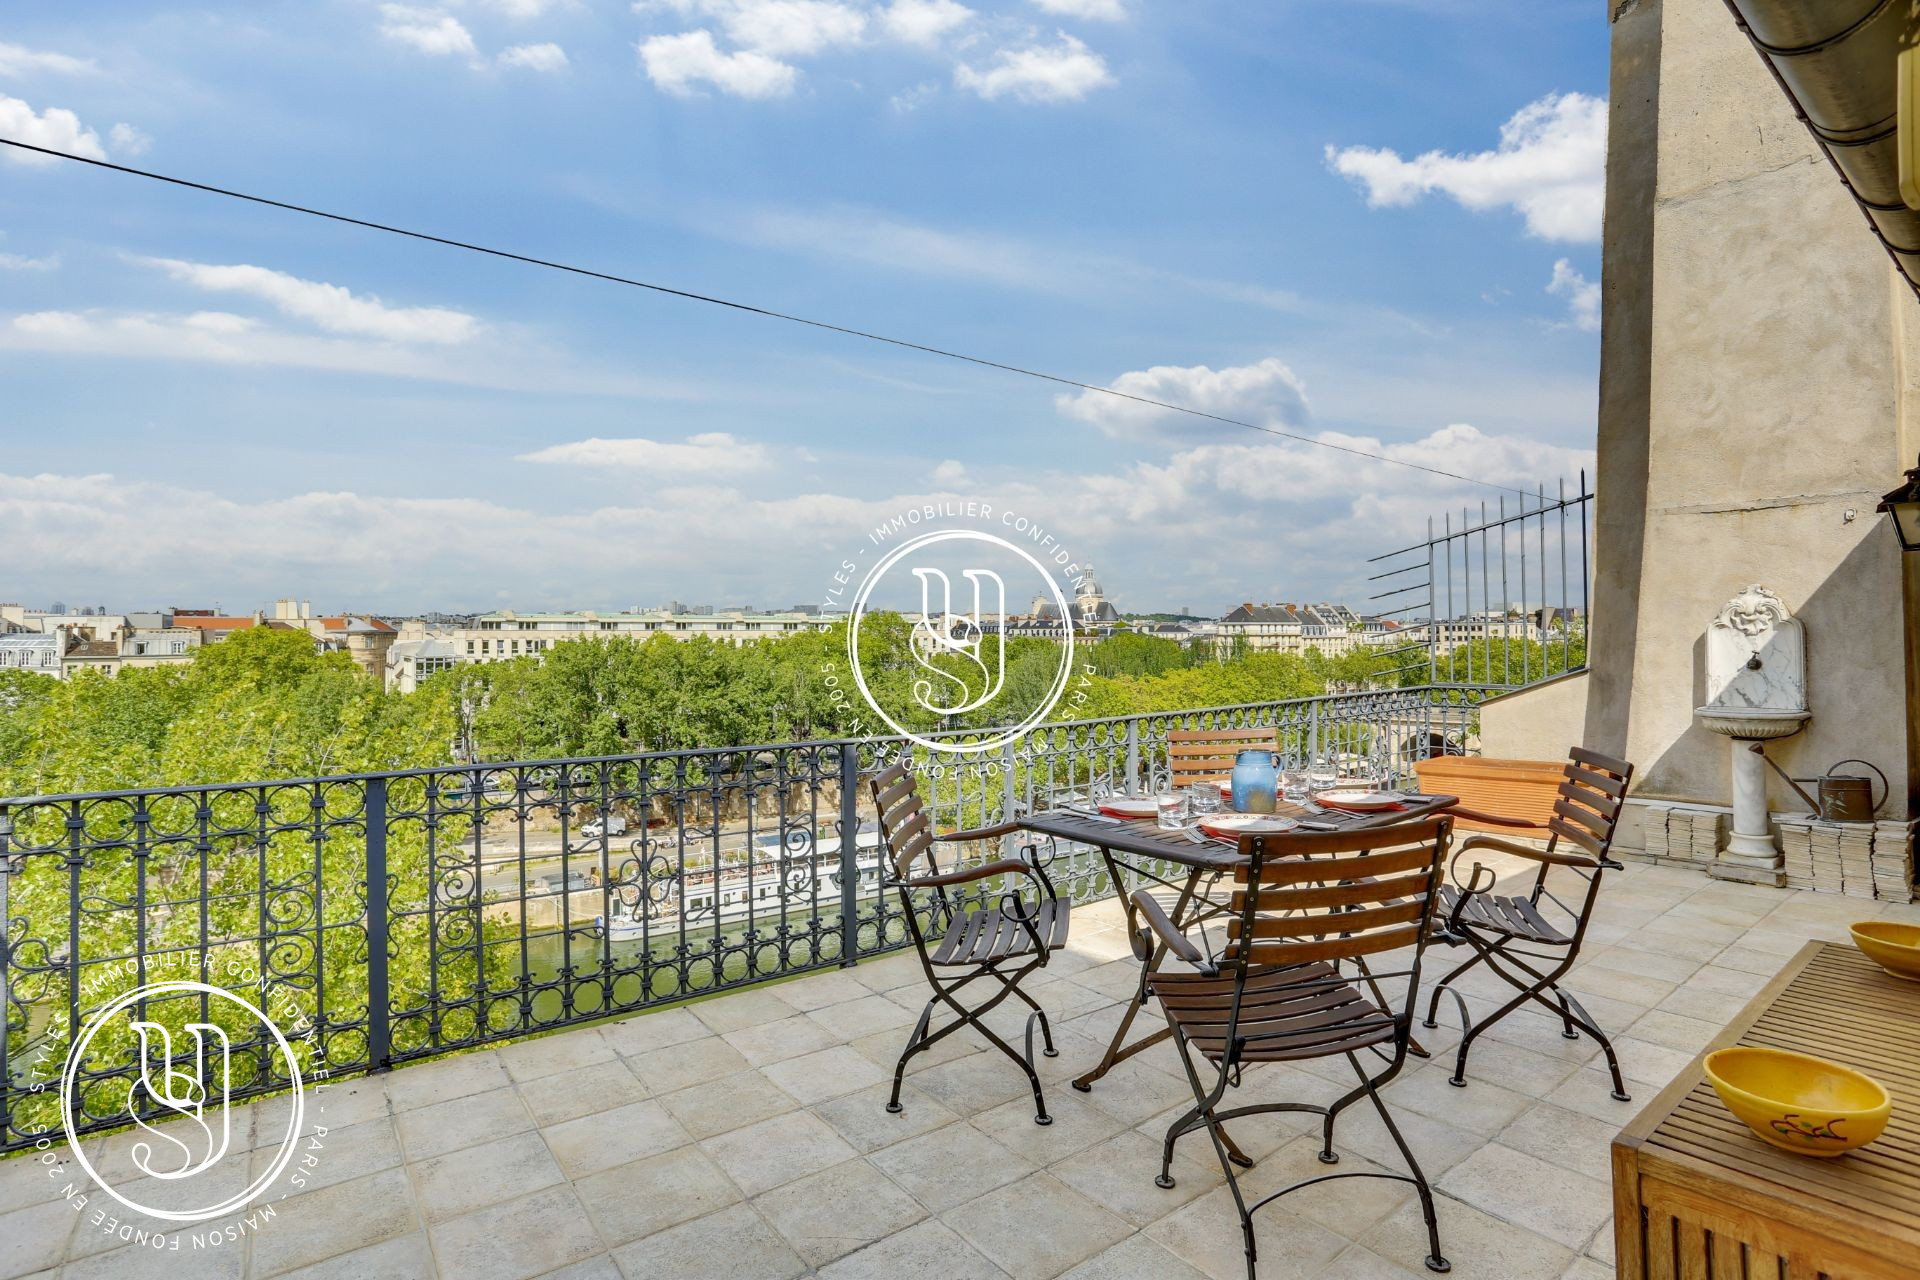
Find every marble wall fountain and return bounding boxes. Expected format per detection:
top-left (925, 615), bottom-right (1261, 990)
top-left (1695, 585), bottom-right (1810, 885)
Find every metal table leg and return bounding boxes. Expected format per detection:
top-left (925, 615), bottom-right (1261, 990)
top-left (1070, 855), bottom-right (1253, 1167)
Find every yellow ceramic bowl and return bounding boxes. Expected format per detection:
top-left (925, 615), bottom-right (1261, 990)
top-left (1850, 920), bottom-right (1920, 982)
top-left (1704, 1046), bottom-right (1890, 1158)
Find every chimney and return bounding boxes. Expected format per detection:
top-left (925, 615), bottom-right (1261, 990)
top-left (301, 600), bottom-right (311, 620)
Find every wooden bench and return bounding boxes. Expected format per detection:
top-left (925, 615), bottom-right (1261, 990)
top-left (1613, 940), bottom-right (1920, 1279)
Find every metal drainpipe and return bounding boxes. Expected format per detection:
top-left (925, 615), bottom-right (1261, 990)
top-left (1719, 0), bottom-right (1920, 295)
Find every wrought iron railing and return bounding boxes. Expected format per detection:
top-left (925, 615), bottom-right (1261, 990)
top-left (0, 685), bottom-right (1493, 1152)
top-left (1368, 474), bottom-right (1592, 686)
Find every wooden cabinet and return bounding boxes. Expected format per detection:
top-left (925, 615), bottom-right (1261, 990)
top-left (1613, 942), bottom-right (1920, 1279)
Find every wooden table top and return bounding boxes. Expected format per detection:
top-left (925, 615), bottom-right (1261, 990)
top-left (1018, 792), bottom-right (1459, 871)
top-left (1615, 940), bottom-right (1920, 1260)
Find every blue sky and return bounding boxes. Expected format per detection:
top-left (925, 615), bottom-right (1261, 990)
top-left (0, 1), bottom-right (1606, 616)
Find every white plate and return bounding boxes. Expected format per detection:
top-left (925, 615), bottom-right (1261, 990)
top-left (1096, 797), bottom-right (1160, 818)
top-left (1199, 814), bottom-right (1299, 836)
top-left (1312, 789), bottom-right (1404, 810)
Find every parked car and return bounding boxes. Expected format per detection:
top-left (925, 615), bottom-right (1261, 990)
top-left (580, 814), bottom-right (629, 839)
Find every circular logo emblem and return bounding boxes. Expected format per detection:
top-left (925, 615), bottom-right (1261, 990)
top-left (61, 980), bottom-right (304, 1223)
top-left (848, 527), bottom-right (1077, 755)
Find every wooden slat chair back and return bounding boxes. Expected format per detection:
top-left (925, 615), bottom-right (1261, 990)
top-left (864, 762), bottom-right (1067, 1126)
top-left (1426, 745), bottom-right (1637, 1101)
top-left (1228, 824), bottom-right (1448, 969)
top-left (1166, 727), bottom-right (1278, 788)
top-left (870, 762), bottom-right (935, 881)
top-left (1543, 746), bottom-right (1632, 862)
top-left (1139, 817), bottom-right (1456, 1278)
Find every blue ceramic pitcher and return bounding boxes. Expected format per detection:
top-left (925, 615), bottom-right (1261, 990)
top-left (1230, 749), bottom-right (1278, 813)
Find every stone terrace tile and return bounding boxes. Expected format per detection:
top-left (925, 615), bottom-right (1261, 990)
top-left (248, 1167), bottom-right (421, 1278)
top-left (753, 1158), bottom-right (927, 1267)
top-left (396, 1084), bottom-right (535, 1162)
top-left (597, 1005), bottom-right (709, 1056)
top-left (868, 1122), bottom-right (1038, 1214)
top-left (24, 871), bottom-right (1902, 1277)
top-left (762, 1045), bottom-right (890, 1107)
top-left (611, 1203), bottom-right (807, 1280)
top-left (690, 987), bottom-right (804, 1036)
top-left (625, 1035), bottom-right (751, 1095)
top-left (413, 1130), bottom-right (566, 1224)
top-left (542, 1098), bottom-right (690, 1179)
top-left (658, 1068), bottom-right (800, 1139)
top-left (384, 1050), bottom-right (511, 1112)
top-left (816, 1218), bottom-right (1007, 1280)
top-left (498, 1028), bottom-right (617, 1083)
top-left (575, 1146), bottom-right (741, 1246)
top-left (427, 1183), bottom-right (604, 1280)
top-left (811, 1081), bottom-right (961, 1153)
top-left (944, 1172), bottom-right (1131, 1280)
top-left (701, 1110), bottom-right (858, 1198)
top-left (517, 1058), bottom-right (652, 1128)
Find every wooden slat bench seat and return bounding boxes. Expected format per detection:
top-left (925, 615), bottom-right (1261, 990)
top-left (1613, 941), bottom-right (1920, 1280)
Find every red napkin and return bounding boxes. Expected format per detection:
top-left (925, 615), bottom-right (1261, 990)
top-left (1097, 804), bottom-right (1153, 820)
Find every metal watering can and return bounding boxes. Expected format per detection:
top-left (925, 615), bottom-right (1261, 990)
top-left (1761, 755), bottom-right (1889, 824)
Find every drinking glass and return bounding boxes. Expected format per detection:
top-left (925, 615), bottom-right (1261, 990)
top-left (1156, 792), bottom-right (1191, 829)
top-left (1281, 769), bottom-right (1310, 802)
top-left (1189, 782), bottom-right (1221, 816)
top-left (1307, 754), bottom-right (1338, 792)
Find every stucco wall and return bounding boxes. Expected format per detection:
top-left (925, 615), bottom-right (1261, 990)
top-left (1588, 0), bottom-right (1919, 831)
top-left (1479, 671), bottom-right (1591, 763)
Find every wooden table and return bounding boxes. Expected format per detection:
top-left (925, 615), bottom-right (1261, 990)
top-left (1613, 940), bottom-right (1920, 1280)
top-left (1018, 793), bottom-right (1459, 1100)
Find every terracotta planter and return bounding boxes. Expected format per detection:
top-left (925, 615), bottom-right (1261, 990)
top-left (1415, 756), bottom-right (1565, 834)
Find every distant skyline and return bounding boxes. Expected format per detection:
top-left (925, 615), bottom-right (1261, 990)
top-left (3, 3), bottom-right (1601, 614)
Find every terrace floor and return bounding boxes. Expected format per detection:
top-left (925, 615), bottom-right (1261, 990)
top-left (9, 859), bottom-right (1920, 1280)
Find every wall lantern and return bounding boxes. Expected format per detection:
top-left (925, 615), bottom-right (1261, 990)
top-left (1878, 454), bottom-right (1920, 552)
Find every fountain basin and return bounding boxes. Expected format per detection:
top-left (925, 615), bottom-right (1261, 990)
top-left (1695, 706), bottom-right (1811, 740)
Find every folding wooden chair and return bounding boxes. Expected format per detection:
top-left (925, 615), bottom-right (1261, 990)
top-left (1166, 726), bottom-right (1279, 788)
top-left (1423, 747), bottom-right (1636, 1100)
top-left (1136, 817), bottom-right (1456, 1278)
top-left (869, 762), bottom-right (1069, 1124)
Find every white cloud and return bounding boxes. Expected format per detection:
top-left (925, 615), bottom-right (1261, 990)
top-left (639, 0), bottom-right (867, 56)
top-left (731, 204), bottom-right (1058, 288)
top-left (1325, 92), bottom-right (1607, 243)
top-left (0, 42), bottom-right (96, 76)
top-left (498, 41), bottom-right (569, 70)
top-left (474, 0), bottom-right (563, 18)
top-left (931, 459), bottom-right (968, 485)
top-left (880, 0), bottom-right (973, 45)
top-left (638, 30), bottom-right (798, 98)
top-left (954, 33), bottom-right (1112, 104)
top-left (138, 257), bottom-right (481, 344)
top-left (0, 94), bottom-right (107, 165)
top-left (0, 306), bottom-right (699, 397)
top-left (722, 0), bottom-right (867, 56)
top-left (0, 241), bottom-right (59, 271)
top-left (1547, 258), bottom-right (1600, 331)
top-left (1030, 0), bottom-right (1124, 20)
top-left (378, 5), bottom-right (482, 60)
top-left (0, 417), bottom-right (1594, 611)
top-left (108, 122), bottom-right (151, 156)
top-left (702, 201), bottom-right (1315, 320)
top-left (518, 432), bottom-right (770, 473)
top-left (1056, 357), bottom-right (1312, 444)
top-left (889, 81), bottom-right (939, 112)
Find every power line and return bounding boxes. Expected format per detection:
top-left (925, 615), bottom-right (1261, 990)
top-left (0, 135), bottom-right (1536, 495)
